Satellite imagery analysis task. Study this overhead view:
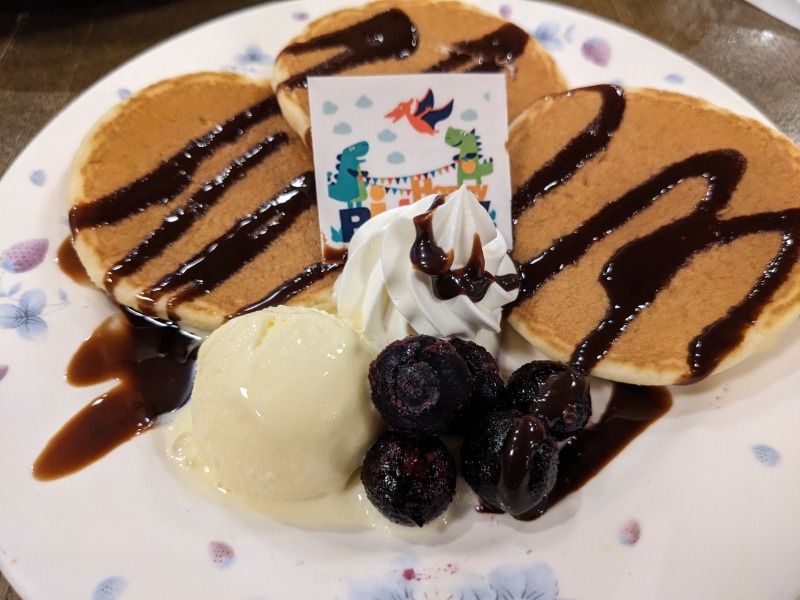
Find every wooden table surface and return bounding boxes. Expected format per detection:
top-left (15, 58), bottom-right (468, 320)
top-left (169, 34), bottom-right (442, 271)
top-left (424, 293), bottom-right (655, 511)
top-left (0, 0), bottom-right (797, 597)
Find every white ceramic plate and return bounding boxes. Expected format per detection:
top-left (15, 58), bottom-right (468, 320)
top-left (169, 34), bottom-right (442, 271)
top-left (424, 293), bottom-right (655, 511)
top-left (1, 1), bottom-right (799, 598)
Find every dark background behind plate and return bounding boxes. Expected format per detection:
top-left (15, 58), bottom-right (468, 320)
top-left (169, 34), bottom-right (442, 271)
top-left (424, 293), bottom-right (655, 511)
top-left (0, 0), bottom-right (798, 597)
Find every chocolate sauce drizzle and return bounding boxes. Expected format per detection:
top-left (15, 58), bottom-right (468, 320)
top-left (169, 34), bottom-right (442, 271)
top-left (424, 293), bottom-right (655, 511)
top-left (541, 383), bottom-right (672, 515)
top-left (511, 84), bottom-right (625, 222)
top-left (69, 95), bottom-right (281, 231)
top-left (426, 22), bottom-right (529, 74)
top-left (512, 84), bottom-right (800, 380)
top-left (33, 307), bottom-right (199, 480)
top-left (278, 9), bottom-right (529, 93)
top-left (231, 261), bottom-right (343, 320)
top-left (56, 235), bottom-right (91, 287)
top-left (410, 196), bottom-right (519, 301)
top-left (496, 414), bottom-right (554, 516)
top-left (278, 8), bottom-right (419, 91)
top-left (138, 172), bottom-right (317, 319)
top-left (477, 384), bottom-right (672, 520)
top-left (105, 133), bottom-right (289, 291)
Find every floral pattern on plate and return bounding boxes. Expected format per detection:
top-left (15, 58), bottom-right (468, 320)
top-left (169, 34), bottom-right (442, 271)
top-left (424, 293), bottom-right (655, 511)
top-left (0, 1), bottom-right (793, 599)
top-left (349, 562), bottom-right (558, 600)
top-left (0, 239), bottom-right (68, 342)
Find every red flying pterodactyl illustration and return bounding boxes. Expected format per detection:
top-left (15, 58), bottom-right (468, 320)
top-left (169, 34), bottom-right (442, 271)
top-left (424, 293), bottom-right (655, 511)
top-left (384, 89), bottom-right (454, 135)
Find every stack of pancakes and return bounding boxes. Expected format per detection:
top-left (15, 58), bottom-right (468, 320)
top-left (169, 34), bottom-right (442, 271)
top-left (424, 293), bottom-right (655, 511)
top-left (69, 72), bottom-right (337, 332)
top-left (68, 0), bottom-right (800, 384)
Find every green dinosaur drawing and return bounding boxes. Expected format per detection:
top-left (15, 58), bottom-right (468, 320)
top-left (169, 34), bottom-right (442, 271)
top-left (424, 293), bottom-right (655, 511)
top-left (445, 127), bottom-right (494, 185)
top-left (328, 141), bottom-right (369, 208)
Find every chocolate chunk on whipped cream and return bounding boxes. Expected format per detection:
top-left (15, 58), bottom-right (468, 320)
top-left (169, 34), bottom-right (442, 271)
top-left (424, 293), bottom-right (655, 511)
top-left (335, 185), bottom-right (519, 350)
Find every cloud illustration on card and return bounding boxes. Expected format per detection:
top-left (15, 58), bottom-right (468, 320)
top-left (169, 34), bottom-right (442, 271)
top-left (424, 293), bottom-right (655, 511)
top-left (356, 95), bottom-right (373, 108)
top-left (333, 122), bottom-right (352, 135)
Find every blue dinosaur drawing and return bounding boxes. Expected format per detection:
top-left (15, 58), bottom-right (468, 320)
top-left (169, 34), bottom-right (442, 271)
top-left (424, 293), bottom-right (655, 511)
top-left (328, 141), bottom-right (369, 208)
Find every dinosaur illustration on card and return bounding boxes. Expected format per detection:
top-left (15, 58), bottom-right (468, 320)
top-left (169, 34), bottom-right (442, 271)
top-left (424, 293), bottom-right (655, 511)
top-left (385, 89), bottom-right (454, 135)
top-left (445, 127), bottom-right (494, 185)
top-left (328, 141), bottom-right (369, 207)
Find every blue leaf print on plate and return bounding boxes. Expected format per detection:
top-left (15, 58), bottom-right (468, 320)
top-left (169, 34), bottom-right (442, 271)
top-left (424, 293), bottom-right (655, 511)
top-left (92, 575), bottom-right (128, 600)
top-left (487, 564), bottom-right (558, 600)
top-left (533, 21), bottom-right (563, 52)
top-left (0, 365), bottom-right (8, 382)
top-left (235, 44), bottom-right (273, 66)
top-left (665, 73), bottom-right (685, 84)
top-left (348, 562), bottom-right (558, 600)
top-left (29, 169), bottom-right (46, 186)
top-left (752, 444), bottom-right (780, 467)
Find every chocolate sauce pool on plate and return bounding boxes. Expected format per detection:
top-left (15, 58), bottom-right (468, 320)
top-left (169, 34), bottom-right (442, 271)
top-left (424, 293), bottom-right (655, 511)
top-left (33, 307), bottom-right (199, 481)
top-left (546, 384), bottom-right (672, 508)
top-left (491, 383), bottom-right (672, 520)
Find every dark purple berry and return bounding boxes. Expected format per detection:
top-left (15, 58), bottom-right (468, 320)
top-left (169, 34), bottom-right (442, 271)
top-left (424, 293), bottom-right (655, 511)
top-left (461, 410), bottom-right (558, 518)
top-left (503, 361), bottom-right (591, 440)
top-left (368, 335), bottom-right (472, 433)
top-left (361, 430), bottom-right (456, 527)
top-left (447, 337), bottom-right (504, 431)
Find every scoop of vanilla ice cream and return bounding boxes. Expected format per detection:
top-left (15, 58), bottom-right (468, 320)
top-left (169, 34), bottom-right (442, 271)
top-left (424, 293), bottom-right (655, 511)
top-left (190, 306), bottom-right (382, 502)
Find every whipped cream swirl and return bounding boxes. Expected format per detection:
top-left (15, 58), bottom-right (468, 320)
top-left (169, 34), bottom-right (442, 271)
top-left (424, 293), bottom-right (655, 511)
top-left (335, 186), bottom-right (519, 350)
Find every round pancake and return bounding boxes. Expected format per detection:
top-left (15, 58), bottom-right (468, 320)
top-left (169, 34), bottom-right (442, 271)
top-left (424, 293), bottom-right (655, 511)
top-left (507, 85), bottom-right (800, 385)
top-left (68, 72), bottom-right (338, 333)
top-left (272, 0), bottom-right (567, 144)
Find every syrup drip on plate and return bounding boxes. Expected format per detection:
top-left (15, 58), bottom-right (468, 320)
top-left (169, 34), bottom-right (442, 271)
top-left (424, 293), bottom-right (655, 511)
top-left (546, 384), bottom-right (672, 508)
top-left (56, 236), bottom-right (91, 287)
top-left (510, 384), bottom-right (672, 520)
top-left (33, 307), bottom-right (200, 481)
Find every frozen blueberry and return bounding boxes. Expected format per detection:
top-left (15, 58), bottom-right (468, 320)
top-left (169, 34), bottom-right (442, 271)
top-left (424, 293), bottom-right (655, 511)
top-left (503, 361), bottom-right (591, 440)
top-left (361, 430), bottom-right (456, 527)
top-left (447, 337), bottom-right (504, 430)
top-left (369, 335), bottom-right (472, 433)
top-left (461, 410), bottom-right (558, 518)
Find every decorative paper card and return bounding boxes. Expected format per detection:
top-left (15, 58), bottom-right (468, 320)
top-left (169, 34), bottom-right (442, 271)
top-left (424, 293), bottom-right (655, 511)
top-left (307, 73), bottom-right (512, 261)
